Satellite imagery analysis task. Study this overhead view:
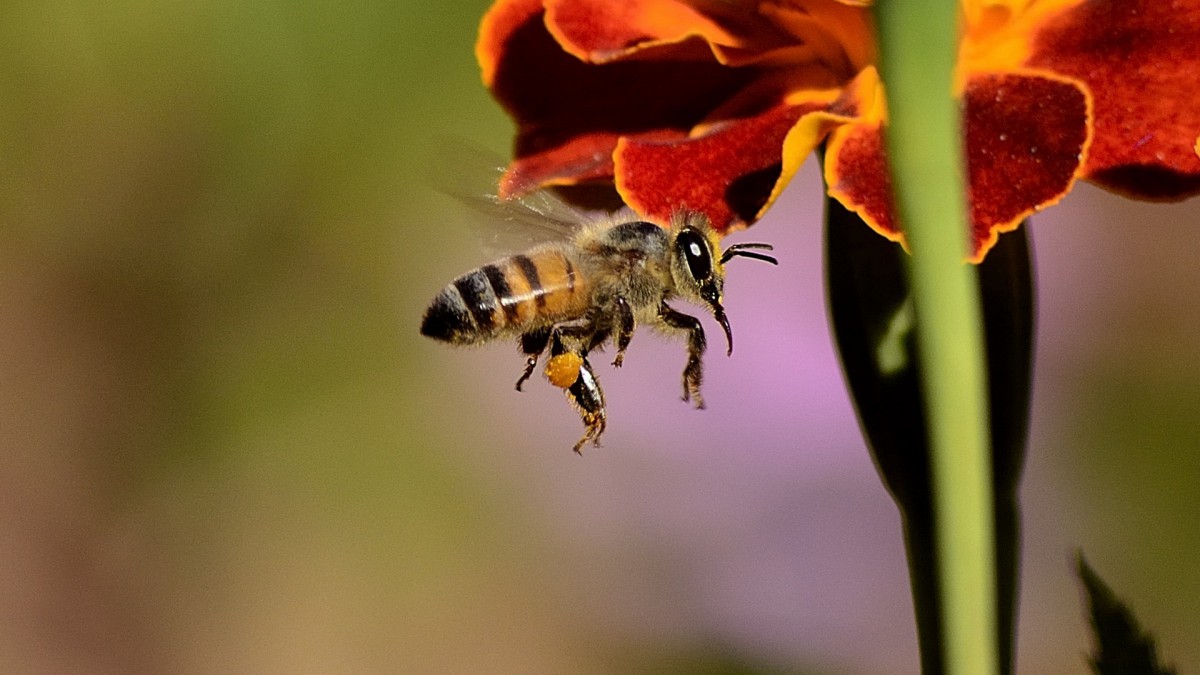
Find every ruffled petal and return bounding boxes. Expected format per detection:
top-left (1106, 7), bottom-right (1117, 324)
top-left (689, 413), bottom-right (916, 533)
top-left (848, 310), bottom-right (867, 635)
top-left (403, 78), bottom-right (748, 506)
top-left (826, 119), bottom-right (899, 243)
top-left (500, 132), bottom-right (620, 198)
top-left (1027, 0), bottom-right (1200, 198)
top-left (823, 68), bottom-right (900, 246)
top-left (827, 68), bottom-right (1090, 261)
top-left (957, 0), bottom-right (1084, 78)
top-left (545, 0), bottom-right (874, 68)
top-left (481, 0), bottom-right (1197, 262)
top-left (758, 0), bottom-right (875, 76)
top-left (545, 0), bottom-right (753, 63)
top-left (614, 101), bottom-right (830, 230)
top-left (614, 64), bottom-right (868, 233)
top-left (963, 70), bottom-right (1090, 259)
top-left (477, 0), bottom-right (544, 87)
top-left (479, 0), bottom-right (761, 196)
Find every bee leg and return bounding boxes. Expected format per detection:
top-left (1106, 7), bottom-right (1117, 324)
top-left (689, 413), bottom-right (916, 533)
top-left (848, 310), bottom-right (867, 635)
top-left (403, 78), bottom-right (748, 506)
top-left (543, 319), bottom-right (607, 453)
top-left (550, 317), bottom-right (601, 358)
top-left (541, 320), bottom-right (595, 391)
top-left (567, 356), bottom-right (607, 454)
top-left (610, 296), bottom-right (634, 368)
top-left (515, 327), bottom-right (551, 391)
top-left (659, 301), bottom-right (707, 409)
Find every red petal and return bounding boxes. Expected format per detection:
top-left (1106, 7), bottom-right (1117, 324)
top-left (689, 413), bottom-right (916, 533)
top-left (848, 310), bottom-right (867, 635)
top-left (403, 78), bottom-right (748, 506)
top-left (1028, 0), bottom-right (1200, 199)
top-left (822, 69), bottom-right (900, 248)
top-left (477, 0), bottom-right (544, 87)
top-left (828, 72), bottom-right (1090, 261)
top-left (964, 71), bottom-right (1090, 259)
top-left (479, 1), bottom-right (760, 192)
top-left (825, 118), bottom-right (900, 243)
top-left (500, 133), bottom-right (619, 198)
top-left (614, 102), bottom-right (827, 231)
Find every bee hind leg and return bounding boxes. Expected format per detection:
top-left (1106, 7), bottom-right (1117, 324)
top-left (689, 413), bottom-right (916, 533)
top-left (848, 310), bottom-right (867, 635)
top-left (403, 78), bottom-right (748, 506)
top-left (567, 356), bottom-right (607, 454)
top-left (659, 302), bottom-right (707, 409)
top-left (542, 317), bottom-right (609, 453)
top-left (550, 315), bottom-right (604, 357)
top-left (515, 327), bottom-right (551, 391)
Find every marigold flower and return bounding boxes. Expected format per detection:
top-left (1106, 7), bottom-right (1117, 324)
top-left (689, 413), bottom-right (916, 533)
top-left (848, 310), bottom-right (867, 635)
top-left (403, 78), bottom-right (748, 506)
top-left (478, 0), bottom-right (1200, 261)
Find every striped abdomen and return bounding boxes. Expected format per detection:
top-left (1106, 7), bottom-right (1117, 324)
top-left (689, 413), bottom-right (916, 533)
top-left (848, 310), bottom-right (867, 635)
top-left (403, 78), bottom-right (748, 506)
top-left (420, 247), bottom-right (590, 344)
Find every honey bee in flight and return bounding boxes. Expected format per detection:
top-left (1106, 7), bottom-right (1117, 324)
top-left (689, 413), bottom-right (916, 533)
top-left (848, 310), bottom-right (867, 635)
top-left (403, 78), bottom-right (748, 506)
top-left (420, 196), bottom-right (776, 454)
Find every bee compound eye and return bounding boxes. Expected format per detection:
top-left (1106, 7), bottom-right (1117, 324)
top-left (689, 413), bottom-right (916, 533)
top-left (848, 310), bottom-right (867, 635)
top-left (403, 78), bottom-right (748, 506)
top-left (676, 229), bottom-right (712, 282)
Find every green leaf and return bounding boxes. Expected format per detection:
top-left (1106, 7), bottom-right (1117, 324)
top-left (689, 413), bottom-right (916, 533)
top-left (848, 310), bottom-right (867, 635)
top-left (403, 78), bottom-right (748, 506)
top-left (1077, 554), bottom-right (1175, 675)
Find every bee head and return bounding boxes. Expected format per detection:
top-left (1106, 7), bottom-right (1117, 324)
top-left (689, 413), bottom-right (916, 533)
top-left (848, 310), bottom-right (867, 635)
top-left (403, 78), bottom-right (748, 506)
top-left (669, 213), bottom-right (777, 356)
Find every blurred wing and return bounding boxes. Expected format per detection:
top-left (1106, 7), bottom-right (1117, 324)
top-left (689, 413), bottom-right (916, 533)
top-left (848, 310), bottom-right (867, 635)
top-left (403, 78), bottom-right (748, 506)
top-left (432, 142), bottom-right (629, 253)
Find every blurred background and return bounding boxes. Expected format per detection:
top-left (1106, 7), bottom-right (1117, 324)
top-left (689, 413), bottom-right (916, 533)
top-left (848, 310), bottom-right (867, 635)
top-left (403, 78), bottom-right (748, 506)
top-left (1, 1), bottom-right (1197, 673)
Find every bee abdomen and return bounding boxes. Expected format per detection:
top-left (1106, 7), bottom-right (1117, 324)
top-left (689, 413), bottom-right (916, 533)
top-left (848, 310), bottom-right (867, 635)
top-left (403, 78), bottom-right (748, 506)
top-left (422, 252), bottom-right (578, 344)
top-left (420, 285), bottom-right (474, 343)
top-left (420, 268), bottom-right (500, 344)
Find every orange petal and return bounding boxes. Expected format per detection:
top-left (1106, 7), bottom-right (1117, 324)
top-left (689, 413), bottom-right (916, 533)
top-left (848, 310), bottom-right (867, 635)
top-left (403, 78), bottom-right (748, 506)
top-left (758, 0), bottom-right (875, 77)
top-left (544, 0), bottom-right (747, 63)
top-left (957, 0), bottom-right (1084, 80)
top-left (764, 84), bottom-right (857, 213)
top-left (547, 0), bottom-right (844, 67)
top-left (1027, 0), bottom-right (1200, 199)
top-left (614, 101), bottom-right (830, 232)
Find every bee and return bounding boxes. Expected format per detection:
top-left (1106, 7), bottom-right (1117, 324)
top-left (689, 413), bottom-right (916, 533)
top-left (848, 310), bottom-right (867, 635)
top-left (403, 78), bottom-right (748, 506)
top-left (420, 198), bottom-right (777, 454)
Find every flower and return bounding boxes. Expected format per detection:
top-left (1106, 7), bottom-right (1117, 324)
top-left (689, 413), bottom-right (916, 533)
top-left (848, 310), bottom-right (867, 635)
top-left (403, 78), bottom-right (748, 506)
top-left (477, 0), bottom-right (1200, 261)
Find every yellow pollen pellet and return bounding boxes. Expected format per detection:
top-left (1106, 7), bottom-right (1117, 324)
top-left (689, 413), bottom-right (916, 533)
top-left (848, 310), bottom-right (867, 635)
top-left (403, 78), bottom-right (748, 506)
top-left (544, 353), bottom-right (583, 388)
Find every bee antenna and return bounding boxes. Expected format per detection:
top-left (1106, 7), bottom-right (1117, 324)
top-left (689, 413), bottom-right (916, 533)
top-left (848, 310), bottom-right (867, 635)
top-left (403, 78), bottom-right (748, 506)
top-left (721, 245), bottom-right (778, 265)
top-left (725, 242), bottom-right (774, 252)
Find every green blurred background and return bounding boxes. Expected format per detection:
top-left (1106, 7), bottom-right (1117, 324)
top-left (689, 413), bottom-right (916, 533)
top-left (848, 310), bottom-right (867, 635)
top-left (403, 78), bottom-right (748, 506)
top-left (1, 1), bottom-right (1196, 673)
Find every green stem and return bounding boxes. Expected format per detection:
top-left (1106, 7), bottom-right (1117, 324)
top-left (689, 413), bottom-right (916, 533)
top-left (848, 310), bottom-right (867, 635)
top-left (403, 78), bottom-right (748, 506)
top-left (873, 3), bottom-right (998, 674)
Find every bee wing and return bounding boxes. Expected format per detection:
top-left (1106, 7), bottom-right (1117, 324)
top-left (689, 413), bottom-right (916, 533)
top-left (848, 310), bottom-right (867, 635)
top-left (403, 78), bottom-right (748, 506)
top-left (432, 142), bottom-right (619, 253)
top-left (470, 184), bottom-right (589, 245)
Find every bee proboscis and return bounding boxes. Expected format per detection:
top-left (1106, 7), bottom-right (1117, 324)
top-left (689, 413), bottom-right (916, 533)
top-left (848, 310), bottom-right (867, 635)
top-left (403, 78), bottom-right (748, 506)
top-left (420, 199), bottom-right (776, 454)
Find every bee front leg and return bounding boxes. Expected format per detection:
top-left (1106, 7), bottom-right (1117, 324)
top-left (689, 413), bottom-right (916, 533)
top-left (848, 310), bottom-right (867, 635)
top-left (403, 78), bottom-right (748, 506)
top-left (610, 295), bottom-right (634, 368)
top-left (515, 327), bottom-right (551, 391)
top-left (567, 356), bottom-right (606, 454)
top-left (659, 301), bottom-right (707, 409)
